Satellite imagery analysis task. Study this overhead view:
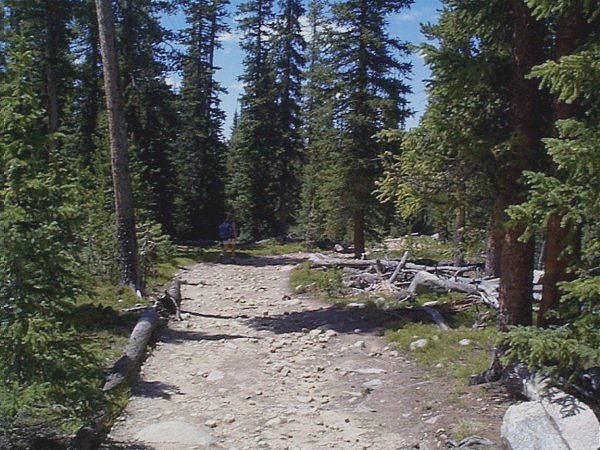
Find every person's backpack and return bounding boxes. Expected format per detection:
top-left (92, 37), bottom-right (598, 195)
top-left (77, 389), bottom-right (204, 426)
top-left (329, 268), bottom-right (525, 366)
top-left (218, 220), bottom-right (233, 240)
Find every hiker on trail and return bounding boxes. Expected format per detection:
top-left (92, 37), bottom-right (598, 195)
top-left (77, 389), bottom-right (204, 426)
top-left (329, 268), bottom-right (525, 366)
top-left (219, 213), bottom-right (237, 261)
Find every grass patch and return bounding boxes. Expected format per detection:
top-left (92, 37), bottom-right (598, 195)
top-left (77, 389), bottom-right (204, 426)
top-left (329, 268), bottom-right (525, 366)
top-left (290, 262), bottom-right (345, 298)
top-left (239, 241), bottom-right (308, 256)
top-left (386, 323), bottom-right (496, 380)
top-left (452, 419), bottom-right (486, 441)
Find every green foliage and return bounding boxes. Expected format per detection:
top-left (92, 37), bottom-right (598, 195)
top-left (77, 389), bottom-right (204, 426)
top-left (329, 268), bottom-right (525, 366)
top-left (0, 36), bottom-right (103, 439)
top-left (290, 262), bottom-right (344, 298)
top-left (500, 274), bottom-right (600, 381)
top-left (137, 221), bottom-right (176, 283)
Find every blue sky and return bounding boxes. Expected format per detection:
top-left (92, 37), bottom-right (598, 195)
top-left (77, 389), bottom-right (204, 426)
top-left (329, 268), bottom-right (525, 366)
top-left (161, 0), bottom-right (443, 135)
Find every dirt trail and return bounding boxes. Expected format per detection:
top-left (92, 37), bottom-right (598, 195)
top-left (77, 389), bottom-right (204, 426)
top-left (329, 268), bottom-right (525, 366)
top-left (103, 254), bottom-right (508, 450)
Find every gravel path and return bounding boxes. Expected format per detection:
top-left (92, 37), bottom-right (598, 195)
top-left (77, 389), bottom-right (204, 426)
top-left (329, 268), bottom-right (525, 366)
top-left (103, 255), bottom-right (507, 450)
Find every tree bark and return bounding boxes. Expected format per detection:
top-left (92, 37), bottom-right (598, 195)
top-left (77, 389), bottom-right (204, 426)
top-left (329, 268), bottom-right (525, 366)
top-left (353, 210), bottom-right (365, 259)
top-left (538, 10), bottom-right (586, 327)
top-left (103, 307), bottom-right (159, 391)
top-left (498, 0), bottom-right (546, 327)
top-left (95, 0), bottom-right (142, 291)
top-left (485, 196), bottom-right (504, 277)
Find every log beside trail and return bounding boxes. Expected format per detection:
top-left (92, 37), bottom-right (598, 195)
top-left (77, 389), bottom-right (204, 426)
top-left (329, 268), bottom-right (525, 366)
top-left (104, 277), bottom-right (183, 391)
top-left (71, 277), bottom-right (183, 448)
top-left (103, 306), bottom-right (160, 392)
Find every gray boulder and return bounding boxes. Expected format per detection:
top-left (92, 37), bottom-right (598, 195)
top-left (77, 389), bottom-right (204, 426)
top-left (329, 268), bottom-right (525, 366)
top-left (501, 389), bottom-right (600, 450)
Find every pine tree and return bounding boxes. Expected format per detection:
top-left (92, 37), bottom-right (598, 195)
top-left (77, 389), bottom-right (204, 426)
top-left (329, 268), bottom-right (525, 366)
top-left (0, 35), bottom-right (102, 436)
top-left (114, 0), bottom-right (179, 235)
top-left (174, 0), bottom-right (229, 240)
top-left (227, 0), bottom-right (277, 239)
top-left (378, 0), bottom-right (513, 273)
top-left (96, 0), bottom-right (142, 290)
top-left (271, 0), bottom-right (306, 239)
top-left (299, 0), bottom-right (338, 242)
top-left (497, 0), bottom-right (548, 327)
top-left (328, 0), bottom-right (412, 257)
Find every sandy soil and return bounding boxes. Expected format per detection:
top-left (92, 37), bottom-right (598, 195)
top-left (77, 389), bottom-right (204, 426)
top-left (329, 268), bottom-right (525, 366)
top-left (101, 254), bottom-right (510, 450)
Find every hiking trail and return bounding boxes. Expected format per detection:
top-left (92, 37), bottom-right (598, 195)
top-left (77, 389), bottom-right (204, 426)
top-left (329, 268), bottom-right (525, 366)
top-left (102, 254), bottom-right (507, 450)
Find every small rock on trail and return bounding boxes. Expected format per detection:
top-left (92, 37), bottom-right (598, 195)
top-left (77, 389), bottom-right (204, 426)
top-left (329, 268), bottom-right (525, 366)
top-left (102, 254), bottom-right (506, 449)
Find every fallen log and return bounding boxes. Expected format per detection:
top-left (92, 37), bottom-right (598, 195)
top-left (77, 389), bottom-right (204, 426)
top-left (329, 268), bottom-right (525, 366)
top-left (308, 253), bottom-right (478, 274)
top-left (389, 251), bottom-right (409, 284)
top-left (103, 306), bottom-right (159, 392)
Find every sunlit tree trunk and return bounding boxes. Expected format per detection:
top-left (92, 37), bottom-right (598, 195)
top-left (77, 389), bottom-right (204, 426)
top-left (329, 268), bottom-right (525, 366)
top-left (95, 0), bottom-right (142, 291)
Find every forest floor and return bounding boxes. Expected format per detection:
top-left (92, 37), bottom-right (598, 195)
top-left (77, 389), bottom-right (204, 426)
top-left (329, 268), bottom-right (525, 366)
top-left (101, 253), bottom-right (512, 450)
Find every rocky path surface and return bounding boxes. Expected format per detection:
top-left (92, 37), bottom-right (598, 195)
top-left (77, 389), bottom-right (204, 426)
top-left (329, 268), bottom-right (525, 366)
top-left (103, 254), bottom-right (507, 450)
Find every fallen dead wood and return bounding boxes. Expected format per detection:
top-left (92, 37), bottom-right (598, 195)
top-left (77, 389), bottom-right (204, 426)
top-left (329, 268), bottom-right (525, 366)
top-left (157, 278), bottom-right (182, 320)
top-left (420, 306), bottom-right (450, 330)
top-left (389, 251), bottom-right (409, 284)
top-left (103, 306), bottom-right (159, 392)
top-left (308, 253), bottom-right (479, 274)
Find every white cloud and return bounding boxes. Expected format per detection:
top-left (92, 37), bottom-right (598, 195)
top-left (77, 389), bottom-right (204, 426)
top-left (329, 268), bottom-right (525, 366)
top-left (230, 81), bottom-right (246, 91)
top-left (165, 74), bottom-right (182, 89)
top-left (219, 30), bottom-right (242, 43)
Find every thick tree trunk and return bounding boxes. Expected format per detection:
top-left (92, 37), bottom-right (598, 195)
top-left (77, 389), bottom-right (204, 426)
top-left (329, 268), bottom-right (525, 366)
top-left (498, 0), bottom-right (546, 327)
top-left (485, 196), bottom-right (504, 277)
top-left (96, 0), bottom-right (142, 291)
top-left (538, 10), bottom-right (585, 327)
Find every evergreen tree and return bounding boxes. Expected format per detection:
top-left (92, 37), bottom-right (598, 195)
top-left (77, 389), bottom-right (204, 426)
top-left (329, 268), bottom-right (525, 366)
top-left (96, 0), bottom-right (142, 290)
top-left (174, 0), bottom-right (229, 240)
top-left (299, 0), bottom-right (339, 242)
top-left (0, 35), bottom-right (102, 438)
top-left (328, 0), bottom-right (412, 257)
top-left (114, 0), bottom-right (179, 234)
top-left (497, 0), bottom-right (548, 327)
top-left (271, 0), bottom-right (306, 239)
top-left (2, 0), bottom-right (77, 155)
top-left (227, 0), bottom-right (277, 239)
top-left (378, 0), bottom-right (513, 272)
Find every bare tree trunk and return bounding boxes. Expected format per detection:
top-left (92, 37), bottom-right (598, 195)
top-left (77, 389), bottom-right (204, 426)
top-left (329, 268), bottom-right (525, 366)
top-left (453, 184), bottom-right (466, 266)
top-left (95, 0), bottom-right (142, 291)
top-left (485, 196), bottom-right (504, 277)
top-left (538, 10), bottom-right (586, 327)
top-left (498, 0), bottom-right (546, 327)
top-left (354, 210), bottom-right (365, 259)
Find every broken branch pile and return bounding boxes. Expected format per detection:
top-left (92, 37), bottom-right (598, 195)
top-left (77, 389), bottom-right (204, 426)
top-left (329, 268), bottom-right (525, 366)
top-left (308, 253), bottom-right (543, 311)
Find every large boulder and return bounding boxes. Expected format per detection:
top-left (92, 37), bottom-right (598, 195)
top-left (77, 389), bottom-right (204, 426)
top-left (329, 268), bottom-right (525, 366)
top-left (407, 271), bottom-right (448, 295)
top-left (501, 389), bottom-right (600, 450)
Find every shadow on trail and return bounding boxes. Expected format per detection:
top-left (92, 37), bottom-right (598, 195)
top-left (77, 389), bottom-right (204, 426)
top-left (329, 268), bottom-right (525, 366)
top-left (160, 328), bottom-right (256, 344)
top-left (131, 380), bottom-right (182, 399)
top-left (100, 441), bottom-right (156, 450)
top-left (212, 254), bottom-right (306, 267)
top-left (246, 304), bottom-right (384, 335)
top-left (180, 309), bottom-right (236, 320)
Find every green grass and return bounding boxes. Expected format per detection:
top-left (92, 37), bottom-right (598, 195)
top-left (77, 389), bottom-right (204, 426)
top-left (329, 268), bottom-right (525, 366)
top-left (289, 261), bottom-right (345, 298)
top-left (239, 241), bottom-right (308, 256)
top-left (372, 235), bottom-right (455, 261)
top-left (386, 323), bottom-right (496, 380)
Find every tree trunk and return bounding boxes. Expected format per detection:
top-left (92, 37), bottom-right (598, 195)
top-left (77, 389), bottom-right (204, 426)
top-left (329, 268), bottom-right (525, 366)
top-left (95, 0), bottom-right (142, 291)
top-left (453, 202), bottom-right (465, 267)
top-left (498, 0), bottom-right (546, 327)
top-left (485, 196), bottom-right (504, 277)
top-left (354, 210), bottom-right (365, 259)
top-left (538, 10), bottom-right (586, 327)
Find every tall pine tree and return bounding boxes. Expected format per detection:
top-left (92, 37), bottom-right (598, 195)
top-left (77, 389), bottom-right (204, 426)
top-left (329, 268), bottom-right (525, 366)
top-left (328, 0), bottom-right (412, 257)
top-left (174, 0), bottom-right (229, 240)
